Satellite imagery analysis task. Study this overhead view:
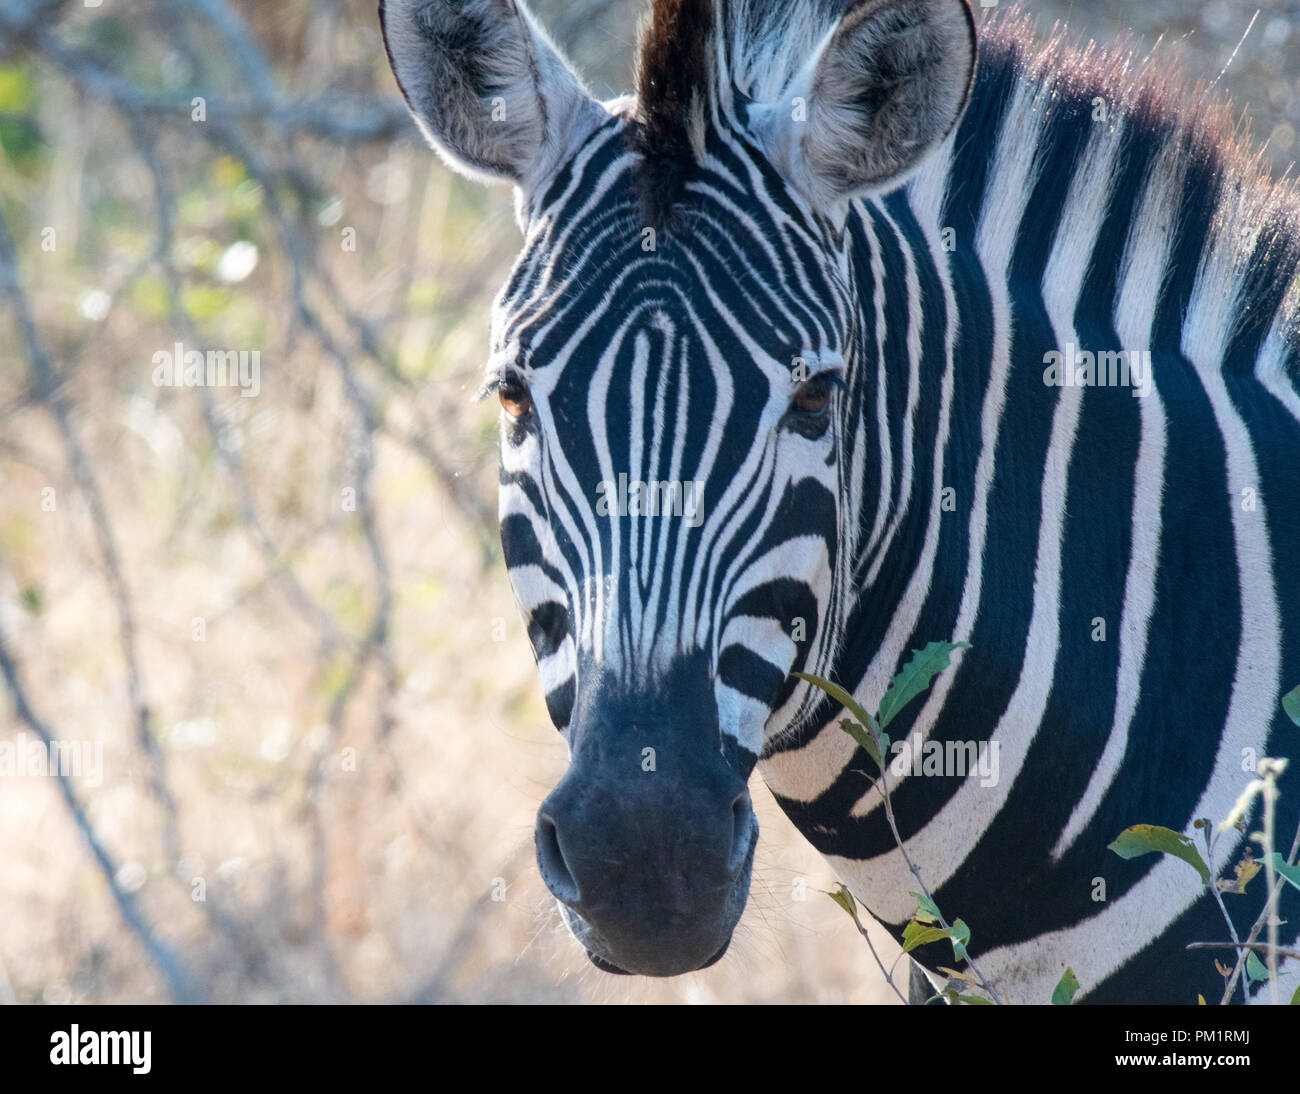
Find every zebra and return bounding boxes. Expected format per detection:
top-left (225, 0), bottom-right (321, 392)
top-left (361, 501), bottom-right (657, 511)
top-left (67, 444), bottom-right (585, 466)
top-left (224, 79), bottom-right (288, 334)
top-left (379, 0), bottom-right (1300, 1003)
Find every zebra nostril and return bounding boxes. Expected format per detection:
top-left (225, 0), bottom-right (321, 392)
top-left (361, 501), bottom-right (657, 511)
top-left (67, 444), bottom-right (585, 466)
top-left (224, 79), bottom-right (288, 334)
top-left (728, 790), bottom-right (754, 874)
top-left (536, 813), bottom-right (582, 905)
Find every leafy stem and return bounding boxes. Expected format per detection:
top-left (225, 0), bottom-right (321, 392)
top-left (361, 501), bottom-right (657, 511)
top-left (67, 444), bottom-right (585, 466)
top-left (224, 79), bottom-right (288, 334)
top-left (798, 640), bottom-right (1006, 1004)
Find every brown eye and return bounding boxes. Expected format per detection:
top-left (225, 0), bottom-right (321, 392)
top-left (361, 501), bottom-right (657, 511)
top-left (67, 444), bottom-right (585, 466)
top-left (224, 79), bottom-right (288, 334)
top-left (792, 375), bottom-right (834, 415)
top-left (498, 377), bottom-right (533, 420)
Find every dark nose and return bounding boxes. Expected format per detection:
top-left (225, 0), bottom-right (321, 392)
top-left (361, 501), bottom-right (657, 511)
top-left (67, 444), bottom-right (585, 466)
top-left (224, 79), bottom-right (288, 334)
top-left (536, 770), bottom-right (756, 976)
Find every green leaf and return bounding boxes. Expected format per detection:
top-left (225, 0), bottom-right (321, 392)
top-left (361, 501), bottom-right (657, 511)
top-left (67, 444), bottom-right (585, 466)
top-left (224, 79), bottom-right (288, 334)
top-left (877, 641), bottom-right (971, 733)
top-left (1263, 853), bottom-right (1300, 893)
top-left (902, 913), bottom-right (970, 963)
top-left (902, 921), bottom-right (952, 954)
top-left (1051, 967), bottom-right (1081, 1005)
top-left (827, 886), bottom-right (857, 917)
top-left (947, 991), bottom-right (993, 1005)
top-left (912, 891), bottom-right (943, 925)
top-left (837, 717), bottom-right (884, 771)
top-left (795, 672), bottom-right (885, 768)
top-left (1291, 984), bottom-right (1300, 1005)
top-left (949, 919), bottom-right (971, 963)
top-left (794, 672), bottom-right (877, 734)
top-left (923, 990), bottom-right (991, 1005)
top-left (1108, 824), bottom-right (1211, 884)
top-left (1283, 685), bottom-right (1300, 727)
top-left (1245, 950), bottom-right (1270, 984)
top-left (937, 966), bottom-right (979, 986)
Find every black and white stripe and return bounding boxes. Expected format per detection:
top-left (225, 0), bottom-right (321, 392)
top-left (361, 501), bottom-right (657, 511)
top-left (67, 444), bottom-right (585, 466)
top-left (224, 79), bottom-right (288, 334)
top-left (384, 0), bottom-right (1300, 1002)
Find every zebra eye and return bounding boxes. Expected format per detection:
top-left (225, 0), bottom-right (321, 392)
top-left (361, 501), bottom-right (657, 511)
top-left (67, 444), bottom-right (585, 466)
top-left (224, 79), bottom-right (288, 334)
top-left (498, 376), bottom-right (533, 420)
top-left (792, 375), bottom-right (835, 415)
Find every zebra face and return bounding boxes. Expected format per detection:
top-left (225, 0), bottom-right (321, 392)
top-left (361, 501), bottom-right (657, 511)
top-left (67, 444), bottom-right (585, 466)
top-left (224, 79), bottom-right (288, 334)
top-left (488, 152), bottom-right (854, 972)
top-left (381, 0), bottom-right (976, 975)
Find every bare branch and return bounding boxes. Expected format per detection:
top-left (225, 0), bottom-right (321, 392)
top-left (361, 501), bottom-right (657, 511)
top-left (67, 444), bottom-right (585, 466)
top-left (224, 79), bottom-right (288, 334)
top-left (0, 627), bottom-right (202, 1003)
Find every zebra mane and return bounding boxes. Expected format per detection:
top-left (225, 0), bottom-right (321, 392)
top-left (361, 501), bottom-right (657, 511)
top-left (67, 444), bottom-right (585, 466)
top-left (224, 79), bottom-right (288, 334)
top-left (632, 0), bottom-right (717, 223)
top-left (972, 11), bottom-right (1300, 369)
top-left (631, 0), bottom-right (852, 222)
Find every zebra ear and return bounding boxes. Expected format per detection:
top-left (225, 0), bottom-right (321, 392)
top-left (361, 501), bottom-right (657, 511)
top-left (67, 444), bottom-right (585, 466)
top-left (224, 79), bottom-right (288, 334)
top-left (761, 0), bottom-right (977, 210)
top-left (379, 0), bottom-right (603, 196)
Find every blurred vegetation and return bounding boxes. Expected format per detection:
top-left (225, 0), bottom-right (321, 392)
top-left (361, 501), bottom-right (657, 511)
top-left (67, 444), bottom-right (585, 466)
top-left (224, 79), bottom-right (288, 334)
top-left (0, 0), bottom-right (1292, 1004)
top-left (0, 0), bottom-right (897, 1005)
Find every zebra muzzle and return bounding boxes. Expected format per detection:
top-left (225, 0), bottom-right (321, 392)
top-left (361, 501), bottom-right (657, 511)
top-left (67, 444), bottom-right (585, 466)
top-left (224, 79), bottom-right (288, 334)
top-left (535, 744), bottom-right (758, 976)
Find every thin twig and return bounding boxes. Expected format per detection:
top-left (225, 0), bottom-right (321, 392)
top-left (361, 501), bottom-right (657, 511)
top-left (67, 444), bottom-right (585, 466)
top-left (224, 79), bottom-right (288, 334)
top-left (0, 628), bottom-right (202, 1003)
top-left (1200, 820), bottom-right (1249, 1004)
top-left (1220, 804), bottom-right (1300, 1004)
top-left (861, 766), bottom-right (1005, 1004)
top-left (832, 887), bottom-right (908, 1005)
top-left (1189, 942), bottom-right (1300, 962)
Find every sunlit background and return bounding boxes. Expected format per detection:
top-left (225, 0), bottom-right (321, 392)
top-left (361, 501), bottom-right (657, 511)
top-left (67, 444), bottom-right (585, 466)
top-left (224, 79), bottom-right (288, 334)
top-left (0, 0), bottom-right (1294, 1004)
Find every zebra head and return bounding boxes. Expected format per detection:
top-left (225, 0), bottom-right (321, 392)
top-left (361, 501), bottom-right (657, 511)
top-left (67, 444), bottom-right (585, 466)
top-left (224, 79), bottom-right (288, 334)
top-left (381, 0), bottom-right (975, 975)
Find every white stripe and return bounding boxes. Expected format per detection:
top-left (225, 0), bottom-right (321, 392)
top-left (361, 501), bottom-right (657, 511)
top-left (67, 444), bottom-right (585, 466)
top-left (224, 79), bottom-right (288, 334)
top-left (860, 203), bottom-right (925, 590)
top-left (1052, 131), bottom-right (1176, 858)
top-left (859, 210), bottom-right (894, 561)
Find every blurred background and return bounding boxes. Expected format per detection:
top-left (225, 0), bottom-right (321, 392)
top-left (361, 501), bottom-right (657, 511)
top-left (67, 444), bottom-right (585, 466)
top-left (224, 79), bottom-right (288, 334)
top-left (0, 0), bottom-right (1294, 1005)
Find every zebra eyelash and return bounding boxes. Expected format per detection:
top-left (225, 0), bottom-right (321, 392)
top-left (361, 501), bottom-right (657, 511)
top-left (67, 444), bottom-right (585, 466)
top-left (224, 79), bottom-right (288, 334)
top-left (480, 339), bottom-right (531, 401)
top-left (790, 369), bottom-right (848, 404)
top-left (477, 371), bottom-right (527, 402)
top-left (805, 371), bottom-right (847, 391)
